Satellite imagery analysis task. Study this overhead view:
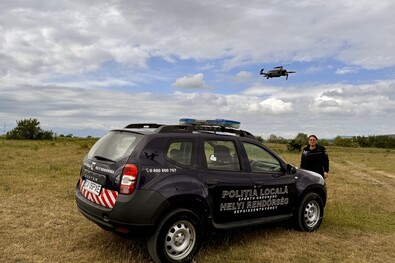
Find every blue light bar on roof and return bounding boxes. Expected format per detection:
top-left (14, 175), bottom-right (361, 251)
top-left (179, 118), bottom-right (240, 129)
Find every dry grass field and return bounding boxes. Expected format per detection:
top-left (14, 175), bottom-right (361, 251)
top-left (1, 138), bottom-right (394, 263)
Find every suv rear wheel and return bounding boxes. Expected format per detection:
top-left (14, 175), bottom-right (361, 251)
top-left (294, 192), bottom-right (324, 232)
top-left (147, 208), bottom-right (203, 263)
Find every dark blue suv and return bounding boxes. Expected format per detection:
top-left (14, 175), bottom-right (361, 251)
top-left (75, 119), bottom-right (326, 263)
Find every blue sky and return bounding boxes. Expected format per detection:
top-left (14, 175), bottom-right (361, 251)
top-left (1, 0), bottom-right (394, 139)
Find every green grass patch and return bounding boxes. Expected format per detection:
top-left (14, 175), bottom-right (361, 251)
top-left (0, 140), bottom-right (394, 263)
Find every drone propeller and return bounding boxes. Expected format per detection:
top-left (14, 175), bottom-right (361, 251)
top-left (273, 66), bottom-right (283, 69)
top-left (285, 71), bottom-right (296, 80)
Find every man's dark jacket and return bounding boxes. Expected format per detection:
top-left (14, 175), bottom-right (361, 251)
top-left (300, 145), bottom-right (329, 177)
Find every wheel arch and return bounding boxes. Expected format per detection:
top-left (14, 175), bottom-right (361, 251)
top-left (298, 185), bottom-right (327, 207)
top-left (156, 194), bottom-right (211, 228)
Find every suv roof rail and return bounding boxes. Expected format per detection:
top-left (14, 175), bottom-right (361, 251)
top-left (125, 123), bottom-right (164, 129)
top-left (193, 124), bottom-right (256, 138)
top-left (155, 125), bottom-right (194, 133)
top-left (154, 123), bottom-right (256, 139)
top-left (125, 122), bottom-right (256, 139)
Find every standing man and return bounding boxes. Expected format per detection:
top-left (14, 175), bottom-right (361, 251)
top-left (300, 135), bottom-right (329, 179)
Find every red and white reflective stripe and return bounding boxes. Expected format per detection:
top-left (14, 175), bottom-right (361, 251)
top-left (79, 179), bottom-right (118, 209)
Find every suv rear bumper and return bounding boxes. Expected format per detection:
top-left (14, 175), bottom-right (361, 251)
top-left (75, 182), bottom-right (169, 232)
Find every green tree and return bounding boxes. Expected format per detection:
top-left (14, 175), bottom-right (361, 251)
top-left (333, 136), bottom-right (357, 147)
top-left (6, 118), bottom-right (53, 140)
top-left (256, 136), bottom-right (264, 143)
top-left (287, 139), bottom-right (302, 152)
top-left (267, 134), bottom-right (288, 144)
top-left (294, 133), bottom-right (308, 146)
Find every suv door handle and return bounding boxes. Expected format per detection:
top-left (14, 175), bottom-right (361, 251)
top-left (254, 182), bottom-right (265, 188)
top-left (205, 179), bottom-right (218, 186)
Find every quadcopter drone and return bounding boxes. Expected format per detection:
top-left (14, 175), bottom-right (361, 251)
top-left (260, 66), bottom-right (296, 80)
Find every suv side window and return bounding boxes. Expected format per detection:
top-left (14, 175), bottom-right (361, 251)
top-left (166, 141), bottom-right (193, 166)
top-left (204, 140), bottom-right (240, 171)
top-left (243, 142), bottom-right (282, 173)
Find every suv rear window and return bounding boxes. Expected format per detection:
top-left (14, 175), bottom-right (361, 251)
top-left (166, 141), bottom-right (193, 166)
top-left (87, 131), bottom-right (142, 162)
top-left (204, 140), bottom-right (240, 171)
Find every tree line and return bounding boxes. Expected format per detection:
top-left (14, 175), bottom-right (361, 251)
top-left (333, 135), bottom-right (395, 149)
top-left (260, 133), bottom-right (395, 150)
top-left (4, 118), bottom-right (89, 139)
top-left (4, 118), bottom-right (395, 149)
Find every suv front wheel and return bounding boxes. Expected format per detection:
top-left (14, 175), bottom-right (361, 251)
top-left (147, 208), bottom-right (203, 263)
top-left (294, 192), bottom-right (324, 232)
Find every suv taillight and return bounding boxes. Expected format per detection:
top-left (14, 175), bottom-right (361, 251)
top-left (120, 164), bottom-right (138, 195)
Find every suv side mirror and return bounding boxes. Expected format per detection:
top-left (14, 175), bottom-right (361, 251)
top-left (286, 163), bottom-right (297, 174)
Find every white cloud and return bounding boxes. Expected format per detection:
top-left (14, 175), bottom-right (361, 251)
top-left (335, 67), bottom-right (358, 75)
top-left (248, 98), bottom-right (294, 114)
top-left (1, 1), bottom-right (395, 138)
top-left (172, 73), bottom-right (211, 89)
top-left (1, 80), bottom-right (394, 138)
top-left (2, 0), bottom-right (395, 84)
top-left (242, 85), bottom-right (285, 97)
top-left (310, 82), bottom-right (395, 115)
top-left (235, 71), bottom-right (252, 82)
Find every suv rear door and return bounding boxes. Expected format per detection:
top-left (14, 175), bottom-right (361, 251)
top-left (80, 131), bottom-right (143, 207)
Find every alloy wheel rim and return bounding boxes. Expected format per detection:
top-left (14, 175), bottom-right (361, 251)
top-left (165, 220), bottom-right (196, 260)
top-left (304, 200), bottom-right (320, 228)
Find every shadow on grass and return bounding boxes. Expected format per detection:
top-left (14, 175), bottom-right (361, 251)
top-left (80, 222), bottom-right (294, 262)
top-left (203, 222), bottom-right (291, 248)
top-left (78, 229), bottom-right (153, 262)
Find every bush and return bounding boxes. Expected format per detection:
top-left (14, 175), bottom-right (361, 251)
top-left (333, 136), bottom-right (358, 147)
top-left (6, 118), bottom-right (54, 140)
top-left (287, 139), bottom-right (302, 152)
top-left (267, 134), bottom-right (288, 144)
top-left (294, 133), bottom-right (308, 146)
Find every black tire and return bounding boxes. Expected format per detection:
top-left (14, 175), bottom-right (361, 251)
top-left (147, 209), bottom-right (203, 263)
top-left (294, 192), bottom-right (324, 232)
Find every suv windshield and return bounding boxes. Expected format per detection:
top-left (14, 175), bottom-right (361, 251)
top-left (87, 131), bottom-right (142, 162)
